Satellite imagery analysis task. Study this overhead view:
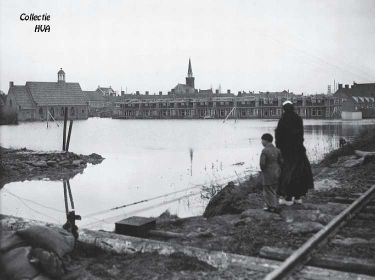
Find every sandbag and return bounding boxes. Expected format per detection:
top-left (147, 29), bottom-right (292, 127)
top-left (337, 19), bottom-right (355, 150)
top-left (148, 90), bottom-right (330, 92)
top-left (17, 226), bottom-right (75, 258)
top-left (30, 248), bottom-right (65, 278)
top-left (0, 230), bottom-right (27, 253)
top-left (0, 246), bottom-right (39, 280)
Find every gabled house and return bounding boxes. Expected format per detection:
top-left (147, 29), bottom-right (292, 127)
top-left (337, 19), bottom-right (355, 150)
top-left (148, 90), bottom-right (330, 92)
top-left (96, 86), bottom-right (116, 96)
top-left (83, 90), bottom-right (111, 117)
top-left (5, 69), bottom-right (89, 121)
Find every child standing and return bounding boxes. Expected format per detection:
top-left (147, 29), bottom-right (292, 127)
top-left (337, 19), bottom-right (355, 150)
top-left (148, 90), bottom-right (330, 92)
top-left (260, 133), bottom-right (282, 212)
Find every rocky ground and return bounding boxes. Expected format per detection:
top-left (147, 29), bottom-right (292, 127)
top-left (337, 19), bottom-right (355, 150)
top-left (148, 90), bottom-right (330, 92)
top-left (0, 147), bottom-right (104, 188)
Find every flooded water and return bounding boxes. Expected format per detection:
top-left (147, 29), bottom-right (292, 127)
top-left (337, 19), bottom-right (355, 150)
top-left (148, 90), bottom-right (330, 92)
top-left (1, 118), bottom-right (375, 230)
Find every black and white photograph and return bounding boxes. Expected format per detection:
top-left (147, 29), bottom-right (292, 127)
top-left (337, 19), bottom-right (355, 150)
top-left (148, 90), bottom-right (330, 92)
top-left (1, 0), bottom-right (375, 279)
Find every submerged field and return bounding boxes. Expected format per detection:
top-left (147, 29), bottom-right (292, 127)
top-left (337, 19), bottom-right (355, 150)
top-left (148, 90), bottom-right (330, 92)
top-left (1, 118), bottom-right (375, 229)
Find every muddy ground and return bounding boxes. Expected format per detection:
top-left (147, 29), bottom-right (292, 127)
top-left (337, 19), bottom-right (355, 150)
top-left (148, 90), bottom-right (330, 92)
top-left (0, 147), bottom-right (104, 188)
top-left (70, 243), bottom-right (265, 280)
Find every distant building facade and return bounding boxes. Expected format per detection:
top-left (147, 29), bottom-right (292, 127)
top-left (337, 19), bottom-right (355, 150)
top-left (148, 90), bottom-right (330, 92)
top-left (84, 86), bottom-right (116, 117)
top-left (113, 91), bottom-right (341, 119)
top-left (335, 82), bottom-right (375, 119)
top-left (113, 59), bottom-right (342, 120)
top-left (5, 69), bottom-right (88, 121)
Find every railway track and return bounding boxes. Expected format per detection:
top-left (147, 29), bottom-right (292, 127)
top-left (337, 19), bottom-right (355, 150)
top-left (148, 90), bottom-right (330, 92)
top-left (263, 184), bottom-right (375, 280)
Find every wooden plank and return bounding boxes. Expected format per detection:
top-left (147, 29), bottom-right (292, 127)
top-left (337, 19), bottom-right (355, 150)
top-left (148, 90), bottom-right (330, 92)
top-left (148, 229), bottom-right (213, 239)
top-left (331, 197), bottom-right (375, 206)
top-left (264, 185), bottom-right (375, 280)
top-left (357, 213), bottom-right (375, 221)
top-left (362, 206), bottom-right (375, 214)
top-left (355, 150), bottom-right (375, 157)
top-left (149, 229), bottom-right (184, 239)
top-left (260, 246), bottom-right (375, 276)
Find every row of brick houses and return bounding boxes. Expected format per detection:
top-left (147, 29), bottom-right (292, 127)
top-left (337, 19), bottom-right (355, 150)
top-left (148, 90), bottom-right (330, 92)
top-left (112, 85), bottom-right (375, 120)
top-left (112, 91), bottom-right (342, 119)
top-left (334, 82), bottom-right (375, 119)
top-left (112, 59), bottom-right (347, 119)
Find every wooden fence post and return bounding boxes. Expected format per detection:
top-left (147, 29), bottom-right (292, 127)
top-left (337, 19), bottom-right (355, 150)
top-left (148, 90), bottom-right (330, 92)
top-left (66, 120), bottom-right (73, 152)
top-left (63, 107), bottom-right (68, 151)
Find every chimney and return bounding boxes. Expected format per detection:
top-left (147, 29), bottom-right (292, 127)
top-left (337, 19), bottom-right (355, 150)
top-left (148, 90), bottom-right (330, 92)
top-left (136, 91), bottom-right (140, 95)
top-left (145, 91), bottom-right (149, 95)
top-left (215, 89), bottom-right (219, 94)
top-left (227, 89), bottom-right (231, 94)
top-left (159, 91), bottom-right (162, 95)
top-left (9, 81), bottom-right (14, 88)
top-left (338, 84), bottom-right (343, 90)
top-left (121, 90), bottom-right (125, 96)
top-left (345, 84), bottom-right (349, 89)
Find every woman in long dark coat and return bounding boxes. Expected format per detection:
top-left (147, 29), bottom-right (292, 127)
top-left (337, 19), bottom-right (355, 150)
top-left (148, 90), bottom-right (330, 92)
top-left (275, 101), bottom-right (314, 204)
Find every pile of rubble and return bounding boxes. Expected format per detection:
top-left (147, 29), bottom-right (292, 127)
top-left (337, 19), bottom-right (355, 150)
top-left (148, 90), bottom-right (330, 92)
top-left (0, 147), bottom-right (104, 187)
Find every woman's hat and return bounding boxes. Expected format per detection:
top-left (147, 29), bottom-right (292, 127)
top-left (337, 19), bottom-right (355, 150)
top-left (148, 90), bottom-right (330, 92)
top-left (282, 100), bottom-right (293, 106)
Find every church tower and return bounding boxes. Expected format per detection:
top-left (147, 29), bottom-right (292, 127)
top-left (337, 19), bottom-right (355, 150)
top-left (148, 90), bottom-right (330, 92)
top-left (58, 68), bottom-right (65, 83)
top-left (185, 58), bottom-right (195, 88)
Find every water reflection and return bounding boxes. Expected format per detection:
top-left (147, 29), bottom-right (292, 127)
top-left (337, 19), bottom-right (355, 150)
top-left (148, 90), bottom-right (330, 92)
top-left (62, 180), bottom-right (81, 239)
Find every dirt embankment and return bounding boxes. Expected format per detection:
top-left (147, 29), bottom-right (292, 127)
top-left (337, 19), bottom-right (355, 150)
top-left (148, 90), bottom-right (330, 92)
top-left (154, 129), bottom-right (375, 257)
top-left (0, 147), bottom-right (104, 188)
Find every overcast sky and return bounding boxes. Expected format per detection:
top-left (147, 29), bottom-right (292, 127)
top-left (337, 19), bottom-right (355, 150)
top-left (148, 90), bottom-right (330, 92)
top-left (1, 0), bottom-right (375, 95)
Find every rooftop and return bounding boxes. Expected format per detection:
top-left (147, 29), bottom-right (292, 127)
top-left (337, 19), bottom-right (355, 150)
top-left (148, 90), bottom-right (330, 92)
top-left (25, 81), bottom-right (87, 106)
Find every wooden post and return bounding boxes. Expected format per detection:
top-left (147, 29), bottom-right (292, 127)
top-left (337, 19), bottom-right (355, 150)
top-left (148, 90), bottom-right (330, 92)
top-left (66, 180), bottom-right (75, 210)
top-left (189, 148), bottom-right (193, 176)
top-left (66, 120), bottom-right (73, 152)
top-left (63, 107), bottom-right (68, 151)
top-left (63, 181), bottom-right (69, 214)
top-left (46, 106), bottom-right (49, 128)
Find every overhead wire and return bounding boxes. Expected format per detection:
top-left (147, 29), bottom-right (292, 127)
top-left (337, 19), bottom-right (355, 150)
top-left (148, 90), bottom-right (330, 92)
top-left (249, 27), bottom-right (375, 83)
top-left (82, 171), bottom-right (250, 219)
top-left (4, 190), bottom-right (65, 213)
top-left (3, 191), bottom-right (62, 223)
top-left (281, 29), bottom-right (375, 81)
top-left (80, 190), bottom-right (202, 228)
top-left (81, 172), bottom-right (253, 227)
top-left (278, 36), bottom-right (374, 82)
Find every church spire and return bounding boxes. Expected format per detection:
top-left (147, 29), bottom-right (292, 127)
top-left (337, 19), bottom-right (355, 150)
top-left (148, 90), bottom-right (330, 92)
top-left (186, 58), bottom-right (195, 89)
top-left (188, 58), bottom-right (193, 77)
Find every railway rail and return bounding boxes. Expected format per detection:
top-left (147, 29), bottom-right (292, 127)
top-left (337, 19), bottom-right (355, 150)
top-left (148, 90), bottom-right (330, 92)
top-left (263, 184), bottom-right (375, 280)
